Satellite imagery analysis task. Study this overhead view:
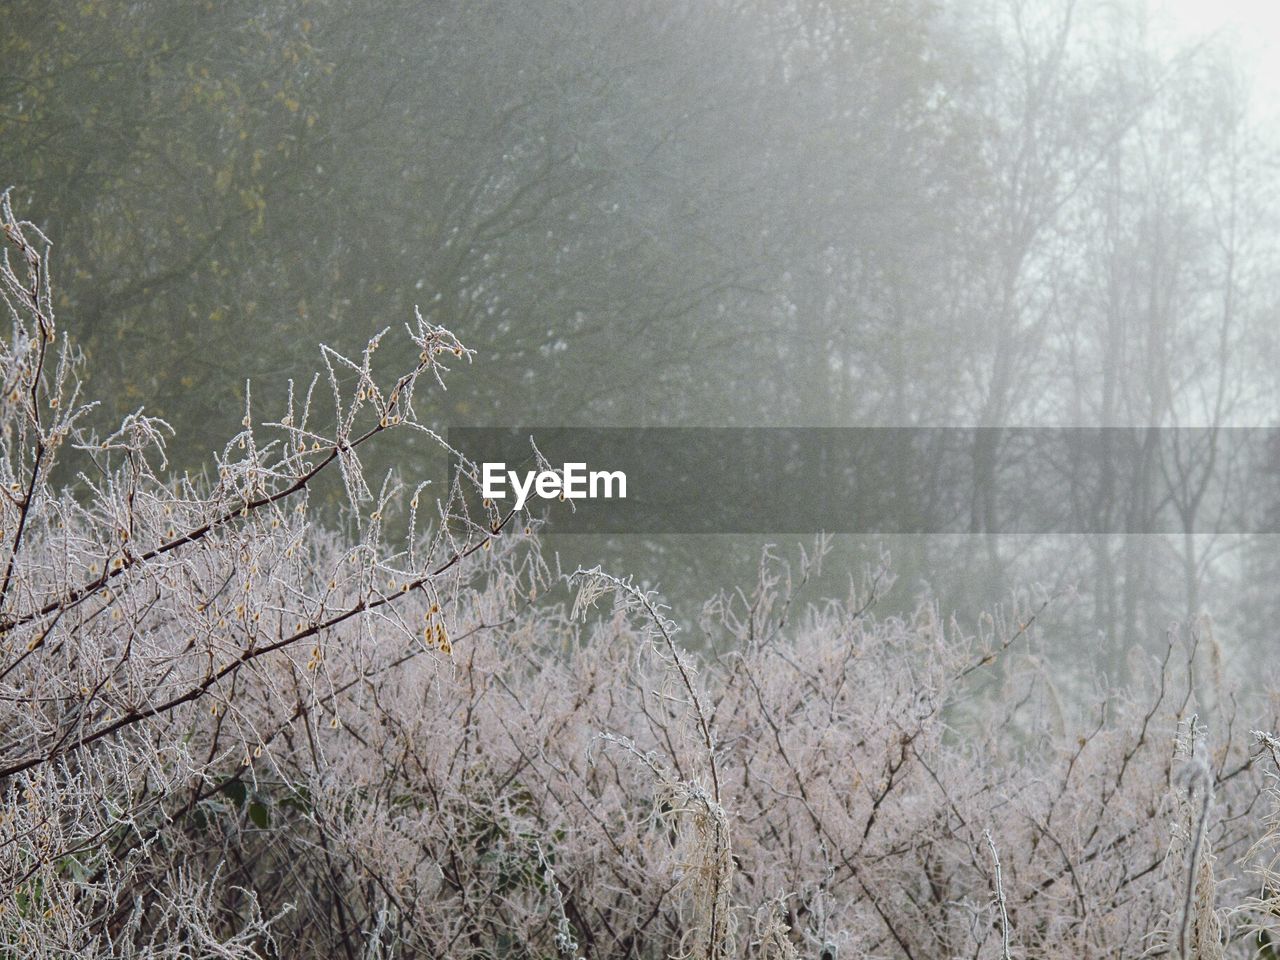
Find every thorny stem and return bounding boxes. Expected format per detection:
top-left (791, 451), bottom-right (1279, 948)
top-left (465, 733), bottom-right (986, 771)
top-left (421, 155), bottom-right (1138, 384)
top-left (0, 381), bottom-right (418, 644)
top-left (0, 507), bottom-right (516, 780)
top-left (0, 196), bottom-right (53, 618)
top-left (573, 567), bottom-right (720, 804)
top-left (572, 567), bottom-right (727, 960)
top-left (1179, 723), bottom-right (1214, 960)
top-left (985, 829), bottom-right (1013, 960)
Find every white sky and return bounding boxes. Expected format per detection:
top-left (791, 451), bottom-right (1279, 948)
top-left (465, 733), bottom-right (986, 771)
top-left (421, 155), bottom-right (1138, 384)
top-left (1160, 0), bottom-right (1280, 101)
top-left (1160, 0), bottom-right (1279, 42)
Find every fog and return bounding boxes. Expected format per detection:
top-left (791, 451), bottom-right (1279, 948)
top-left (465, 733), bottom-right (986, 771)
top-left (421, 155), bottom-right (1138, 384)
top-left (4, 0), bottom-right (1279, 678)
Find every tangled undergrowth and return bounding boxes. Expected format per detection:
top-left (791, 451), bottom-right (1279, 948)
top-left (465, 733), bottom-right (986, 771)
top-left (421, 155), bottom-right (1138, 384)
top-left (4, 195), bottom-right (1280, 959)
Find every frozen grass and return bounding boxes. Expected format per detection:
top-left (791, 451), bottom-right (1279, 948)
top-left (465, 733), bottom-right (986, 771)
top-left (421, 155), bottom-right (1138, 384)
top-left (4, 195), bottom-right (1280, 958)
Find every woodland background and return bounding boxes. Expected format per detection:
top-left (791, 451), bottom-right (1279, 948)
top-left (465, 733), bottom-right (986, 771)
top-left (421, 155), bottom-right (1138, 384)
top-left (6, 2), bottom-right (1280, 956)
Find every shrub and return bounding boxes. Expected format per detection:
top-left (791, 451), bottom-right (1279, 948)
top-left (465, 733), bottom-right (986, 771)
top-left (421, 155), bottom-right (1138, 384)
top-left (3, 194), bottom-right (1280, 958)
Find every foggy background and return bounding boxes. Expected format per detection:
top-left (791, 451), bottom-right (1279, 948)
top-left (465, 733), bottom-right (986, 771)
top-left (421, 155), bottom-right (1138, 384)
top-left (4, 0), bottom-right (1279, 683)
